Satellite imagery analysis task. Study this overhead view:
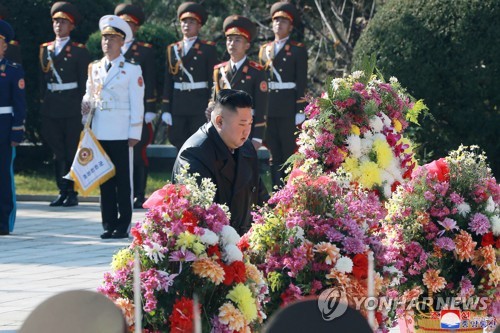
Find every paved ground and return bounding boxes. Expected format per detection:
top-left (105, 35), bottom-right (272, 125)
top-left (0, 201), bottom-right (145, 331)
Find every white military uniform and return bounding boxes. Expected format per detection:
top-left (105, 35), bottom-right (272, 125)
top-left (83, 54), bottom-right (144, 140)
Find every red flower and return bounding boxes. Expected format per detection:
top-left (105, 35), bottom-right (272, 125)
top-left (130, 227), bottom-right (143, 245)
top-left (237, 233), bottom-right (250, 251)
top-left (181, 210), bottom-right (198, 233)
top-left (425, 158), bottom-right (449, 182)
top-left (168, 297), bottom-right (197, 333)
top-left (481, 232), bottom-right (495, 247)
top-left (221, 261), bottom-right (247, 286)
top-left (352, 254), bottom-right (368, 280)
top-left (207, 245), bottom-right (221, 259)
top-left (142, 188), bottom-right (167, 208)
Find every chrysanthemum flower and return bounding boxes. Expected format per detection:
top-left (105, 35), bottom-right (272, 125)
top-left (192, 258), bottom-right (225, 285)
top-left (218, 302), bottom-right (246, 331)
top-left (454, 230), bottom-right (477, 262)
top-left (314, 242), bottom-right (340, 265)
top-left (227, 283), bottom-right (258, 322)
top-left (422, 269), bottom-right (446, 293)
top-left (472, 245), bottom-right (496, 270)
top-left (114, 298), bottom-right (135, 326)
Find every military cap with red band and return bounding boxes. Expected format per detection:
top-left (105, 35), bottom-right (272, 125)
top-left (114, 3), bottom-right (145, 26)
top-left (51, 1), bottom-right (82, 25)
top-left (177, 2), bottom-right (207, 25)
top-left (270, 2), bottom-right (300, 26)
top-left (223, 15), bottom-right (257, 42)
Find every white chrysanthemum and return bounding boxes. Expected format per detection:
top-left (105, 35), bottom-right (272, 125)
top-left (332, 78), bottom-right (343, 91)
top-left (221, 225), bottom-right (240, 246)
top-left (491, 215), bottom-right (500, 236)
top-left (387, 159), bottom-right (404, 183)
top-left (379, 112), bottom-right (392, 128)
top-left (389, 76), bottom-right (398, 84)
top-left (382, 184), bottom-right (392, 199)
top-left (383, 266), bottom-right (403, 286)
top-left (485, 196), bottom-right (496, 213)
top-left (334, 256), bottom-right (353, 274)
top-left (295, 226), bottom-right (305, 241)
top-left (457, 202), bottom-right (471, 217)
top-left (360, 137), bottom-right (374, 155)
top-left (351, 71), bottom-right (364, 79)
top-left (223, 244), bottom-right (243, 264)
top-left (200, 228), bottom-right (219, 245)
top-left (345, 134), bottom-right (362, 158)
top-left (143, 242), bottom-right (165, 264)
top-left (369, 115), bottom-right (384, 133)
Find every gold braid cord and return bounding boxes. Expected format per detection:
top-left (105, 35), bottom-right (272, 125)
top-left (213, 67), bottom-right (220, 94)
top-left (39, 46), bottom-right (51, 73)
top-left (167, 44), bottom-right (180, 75)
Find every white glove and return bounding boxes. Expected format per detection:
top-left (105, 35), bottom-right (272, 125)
top-left (145, 112), bottom-right (157, 124)
top-left (295, 113), bottom-right (306, 125)
top-left (162, 112), bottom-right (173, 126)
top-left (81, 114), bottom-right (88, 125)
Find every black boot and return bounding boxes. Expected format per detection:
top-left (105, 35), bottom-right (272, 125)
top-left (63, 190), bottom-right (79, 207)
top-left (50, 160), bottom-right (67, 206)
top-left (133, 165), bottom-right (147, 209)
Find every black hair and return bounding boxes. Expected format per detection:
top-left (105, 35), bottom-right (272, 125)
top-left (215, 89), bottom-right (253, 113)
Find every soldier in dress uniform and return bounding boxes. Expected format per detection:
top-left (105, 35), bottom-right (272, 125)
top-left (81, 15), bottom-right (144, 239)
top-left (115, 3), bottom-right (156, 209)
top-left (160, 2), bottom-right (218, 151)
top-left (259, 2), bottom-right (307, 188)
top-left (39, 1), bottom-right (90, 207)
top-left (213, 15), bottom-right (268, 150)
top-left (0, 5), bottom-right (22, 64)
top-left (0, 20), bottom-right (26, 235)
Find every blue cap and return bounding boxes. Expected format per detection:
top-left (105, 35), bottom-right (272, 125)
top-left (0, 20), bottom-right (14, 43)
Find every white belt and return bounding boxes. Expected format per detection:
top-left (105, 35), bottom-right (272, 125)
top-left (0, 106), bottom-right (13, 115)
top-left (96, 101), bottom-right (130, 110)
top-left (47, 82), bottom-right (78, 92)
top-left (173, 82), bottom-right (208, 91)
top-left (268, 81), bottom-right (296, 90)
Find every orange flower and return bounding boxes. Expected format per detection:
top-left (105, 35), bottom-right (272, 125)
top-left (488, 266), bottom-right (500, 287)
top-left (218, 302), bottom-right (246, 331)
top-left (422, 269), bottom-right (446, 293)
top-left (326, 269), bottom-right (350, 286)
top-left (454, 230), bottom-right (477, 262)
top-left (114, 298), bottom-right (135, 326)
top-left (245, 263), bottom-right (264, 284)
top-left (192, 258), bottom-right (225, 285)
top-left (402, 287), bottom-right (423, 303)
top-left (314, 242), bottom-right (340, 265)
top-left (472, 245), bottom-right (496, 270)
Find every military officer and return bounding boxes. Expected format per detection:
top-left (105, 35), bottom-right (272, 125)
top-left (0, 5), bottom-right (22, 64)
top-left (82, 15), bottom-right (144, 239)
top-left (213, 15), bottom-right (268, 150)
top-left (259, 2), bottom-right (307, 188)
top-left (0, 20), bottom-right (26, 235)
top-left (40, 1), bottom-right (90, 207)
top-left (161, 2), bottom-right (218, 151)
top-left (115, 3), bottom-right (156, 209)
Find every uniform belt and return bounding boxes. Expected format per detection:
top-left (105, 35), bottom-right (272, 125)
top-left (0, 106), bottom-right (13, 115)
top-left (96, 101), bottom-right (130, 110)
top-left (268, 81), bottom-right (296, 90)
top-left (47, 82), bottom-right (78, 91)
top-left (173, 81), bottom-right (208, 91)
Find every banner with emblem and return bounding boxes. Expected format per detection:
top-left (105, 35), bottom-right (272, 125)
top-left (66, 127), bottom-right (115, 196)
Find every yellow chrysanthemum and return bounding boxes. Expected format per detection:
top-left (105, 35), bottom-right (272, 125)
top-left (219, 303), bottom-right (246, 331)
top-left (111, 248), bottom-right (134, 271)
top-left (358, 161), bottom-right (382, 188)
top-left (192, 258), bottom-right (225, 285)
top-left (373, 139), bottom-right (393, 169)
top-left (176, 232), bottom-right (199, 250)
top-left (227, 283), bottom-right (258, 322)
top-left (342, 157), bottom-right (360, 178)
top-left (393, 119), bottom-right (402, 132)
top-left (192, 241), bottom-right (205, 256)
top-left (351, 124), bottom-right (361, 135)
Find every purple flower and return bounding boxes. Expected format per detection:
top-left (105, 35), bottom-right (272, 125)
top-left (449, 192), bottom-right (464, 204)
top-left (459, 277), bottom-right (475, 297)
top-left (343, 237), bottom-right (366, 254)
top-left (424, 191), bottom-right (435, 201)
top-left (435, 237), bottom-right (455, 251)
top-left (437, 218), bottom-right (459, 236)
top-left (468, 213), bottom-right (490, 235)
top-left (210, 316), bottom-right (233, 333)
top-left (169, 249), bottom-right (197, 262)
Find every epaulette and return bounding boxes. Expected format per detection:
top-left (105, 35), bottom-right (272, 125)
top-left (125, 60), bottom-right (140, 65)
top-left (7, 61), bottom-right (21, 69)
top-left (214, 61), bottom-right (228, 69)
top-left (137, 41), bottom-right (153, 48)
top-left (200, 40), bottom-right (215, 46)
top-left (72, 42), bottom-right (86, 48)
top-left (261, 42), bottom-right (272, 48)
top-left (249, 60), bottom-right (263, 70)
top-left (41, 41), bottom-right (53, 47)
top-left (290, 40), bottom-right (305, 47)
top-left (9, 40), bottom-right (20, 46)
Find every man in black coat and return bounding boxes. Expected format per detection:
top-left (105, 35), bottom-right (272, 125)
top-left (172, 89), bottom-right (269, 235)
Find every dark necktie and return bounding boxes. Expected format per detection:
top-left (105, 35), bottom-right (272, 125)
top-left (106, 62), bottom-right (112, 72)
top-left (232, 65), bottom-right (237, 74)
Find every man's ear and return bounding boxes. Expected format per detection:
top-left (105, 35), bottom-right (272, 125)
top-left (215, 114), bottom-right (223, 128)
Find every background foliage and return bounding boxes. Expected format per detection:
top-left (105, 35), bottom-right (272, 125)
top-left (353, 0), bottom-right (500, 176)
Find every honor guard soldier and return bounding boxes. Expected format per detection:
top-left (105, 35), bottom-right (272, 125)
top-left (0, 5), bottom-right (22, 64)
top-left (161, 2), bottom-right (218, 151)
top-left (115, 3), bottom-right (156, 209)
top-left (0, 20), bottom-right (26, 235)
top-left (214, 15), bottom-right (268, 150)
top-left (82, 15), bottom-right (144, 239)
top-left (259, 2), bottom-right (307, 187)
top-left (40, 2), bottom-right (90, 207)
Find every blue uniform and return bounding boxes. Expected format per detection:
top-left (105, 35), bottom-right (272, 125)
top-left (0, 57), bottom-right (26, 234)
